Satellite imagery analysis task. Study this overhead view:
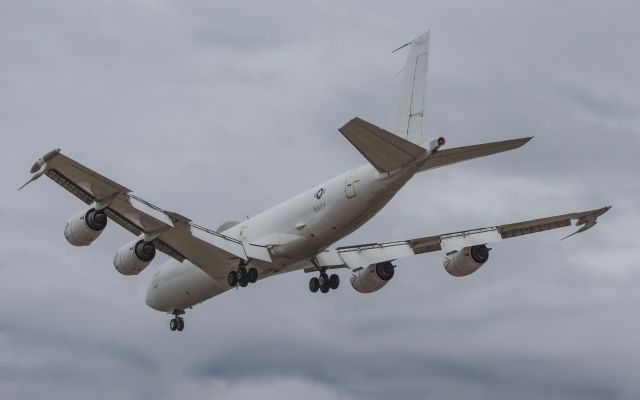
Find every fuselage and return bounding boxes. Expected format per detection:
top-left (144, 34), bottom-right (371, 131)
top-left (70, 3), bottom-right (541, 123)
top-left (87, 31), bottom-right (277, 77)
top-left (145, 156), bottom-right (426, 312)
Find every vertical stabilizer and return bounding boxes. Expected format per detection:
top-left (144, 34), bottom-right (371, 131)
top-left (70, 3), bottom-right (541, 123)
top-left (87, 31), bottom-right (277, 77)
top-left (386, 32), bottom-right (430, 144)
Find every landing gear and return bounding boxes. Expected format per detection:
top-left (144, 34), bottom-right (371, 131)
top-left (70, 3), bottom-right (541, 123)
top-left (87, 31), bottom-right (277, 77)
top-left (237, 266), bottom-right (248, 281)
top-left (169, 310), bottom-right (185, 332)
top-left (169, 318), bottom-right (184, 331)
top-left (227, 270), bottom-right (238, 286)
top-left (309, 270), bottom-right (339, 294)
top-left (248, 267), bottom-right (258, 283)
top-left (319, 273), bottom-right (330, 293)
top-left (309, 277), bottom-right (320, 293)
top-left (329, 274), bottom-right (340, 290)
top-left (228, 263), bottom-right (259, 288)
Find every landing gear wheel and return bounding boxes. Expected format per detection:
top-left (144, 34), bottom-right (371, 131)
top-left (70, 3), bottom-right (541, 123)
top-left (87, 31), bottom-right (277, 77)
top-left (177, 318), bottom-right (185, 331)
top-left (318, 273), bottom-right (330, 293)
top-left (329, 274), bottom-right (340, 290)
top-left (309, 277), bottom-right (320, 293)
top-left (237, 266), bottom-right (248, 281)
top-left (169, 318), bottom-right (178, 331)
top-left (227, 270), bottom-right (238, 287)
top-left (239, 278), bottom-right (249, 287)
top-left (248, 267), bottom-right (258, 283)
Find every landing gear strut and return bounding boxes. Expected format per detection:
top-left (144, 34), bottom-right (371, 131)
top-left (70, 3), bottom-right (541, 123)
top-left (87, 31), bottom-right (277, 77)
top-left (228, 261), bottom-right (259, 288)
top-left (169, 310), bottom-right (185, 332)
top-left (309, 269), bottom-right (339, 294)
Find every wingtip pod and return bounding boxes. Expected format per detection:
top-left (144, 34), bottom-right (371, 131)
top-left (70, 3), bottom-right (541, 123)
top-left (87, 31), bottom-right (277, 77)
top-left (561, 205), bottom-right (612, 240)
top-left (29, 148), bottom-right (61, 173)
top-left (19, 148), bottom-right (61, 191)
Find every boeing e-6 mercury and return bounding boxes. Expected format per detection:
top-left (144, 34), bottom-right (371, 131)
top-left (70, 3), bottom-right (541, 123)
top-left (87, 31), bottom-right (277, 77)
top-left (21, 32), bottom-right (610, 332)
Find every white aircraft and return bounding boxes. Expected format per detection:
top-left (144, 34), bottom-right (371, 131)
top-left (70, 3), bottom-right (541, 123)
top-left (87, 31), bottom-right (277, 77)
top-left (21, 32), bottom-right (610, 332)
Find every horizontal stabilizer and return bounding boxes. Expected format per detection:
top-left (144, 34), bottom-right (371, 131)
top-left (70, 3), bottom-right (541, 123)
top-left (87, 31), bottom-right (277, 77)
top-left (339, 117), bottom-right (426, 172)
top-left (418, 137), bottom-right (532, 172)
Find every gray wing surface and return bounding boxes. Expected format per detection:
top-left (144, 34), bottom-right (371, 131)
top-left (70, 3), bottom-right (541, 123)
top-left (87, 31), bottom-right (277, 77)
top-left (418, 137), bottom-right (532, 172)
top-left (22, 149), bottom-right (271, 280)
top-left (313, 206), bottom-right (611, 269)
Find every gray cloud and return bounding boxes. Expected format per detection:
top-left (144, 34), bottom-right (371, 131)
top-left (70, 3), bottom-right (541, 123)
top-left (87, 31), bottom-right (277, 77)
top-left (1, 0), bottom-right (638, 399)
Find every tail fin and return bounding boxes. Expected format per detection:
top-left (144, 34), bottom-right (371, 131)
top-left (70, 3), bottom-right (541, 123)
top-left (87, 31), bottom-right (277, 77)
top-left (387, 31), bottom-right (430, 144)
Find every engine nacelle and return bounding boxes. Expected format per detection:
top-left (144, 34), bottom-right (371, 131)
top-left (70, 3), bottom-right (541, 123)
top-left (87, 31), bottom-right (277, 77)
top-left (350, 261), bottom-right (395, 293)
top-left (64, 208), bottom-right (108, 246)
top-left (113, 239), bottom-right (156, 276)
top-left (443, 244), bottom-right (490, 277)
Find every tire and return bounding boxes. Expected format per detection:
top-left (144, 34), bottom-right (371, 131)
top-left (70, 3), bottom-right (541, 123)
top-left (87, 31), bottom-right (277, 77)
top-left (318, 273), bottom-right (328, 287)
top-left (329, 274), bottom-right (340, 290)
top-left (239, 278), bottom-right (249, 287)
top-left (309, 277), bottom-right (320, 293)
top-left (320, 282), bottom-right (330, 293)
top-left (177, 319), bottom-right (184, 332)
top-left (227, 270), bottom-right (238, 287)
top-left (248, 268), bottom-right (258, 283)
top-left (169, 319), bottom-right (178, 331)
top-left (237, 266), bottom-right (248, 281)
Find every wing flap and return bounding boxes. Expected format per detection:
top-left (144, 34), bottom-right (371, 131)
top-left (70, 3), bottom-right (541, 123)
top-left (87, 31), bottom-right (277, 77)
top-left (338, 242), bottom-right (414, 268)
top-left (439, 228), bottom-right (503, 252)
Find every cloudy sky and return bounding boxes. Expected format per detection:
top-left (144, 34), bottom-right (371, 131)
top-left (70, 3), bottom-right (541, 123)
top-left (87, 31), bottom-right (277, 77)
top-left (1, 0), bottom-right (639, 399)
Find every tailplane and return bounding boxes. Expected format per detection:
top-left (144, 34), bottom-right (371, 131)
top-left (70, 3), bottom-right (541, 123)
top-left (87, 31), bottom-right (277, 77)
top-left (387, 31), bottom-right (430, 144)
top-left (339, 117), bottom-right (426, 173)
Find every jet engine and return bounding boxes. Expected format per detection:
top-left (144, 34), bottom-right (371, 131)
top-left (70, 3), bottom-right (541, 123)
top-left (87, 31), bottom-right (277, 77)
top-left (64, 207), bottom-right (108, 246)
top-left (350, 261), bottom-right (395, 293)
top-left (443, 244), bottom-right (490, 277)
top-left (113, 239), bottom-right (156, 276)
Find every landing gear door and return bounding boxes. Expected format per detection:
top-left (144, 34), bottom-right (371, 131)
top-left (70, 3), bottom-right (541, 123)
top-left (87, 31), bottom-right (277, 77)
top-left (345, 174), bottom-right (358, 199)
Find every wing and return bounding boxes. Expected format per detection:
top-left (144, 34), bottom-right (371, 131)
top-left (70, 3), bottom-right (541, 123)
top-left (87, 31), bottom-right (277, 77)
top-left (311, 206), bottom-right (611, 269)
top-left (21, 149), bottom-right (271, 280)
top-left (418, 137), bottom-right (532, 172)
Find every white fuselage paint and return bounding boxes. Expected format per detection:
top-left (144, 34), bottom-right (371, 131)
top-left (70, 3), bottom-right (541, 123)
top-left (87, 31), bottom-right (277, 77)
top-left (145, 158), bottom-right (425, 313)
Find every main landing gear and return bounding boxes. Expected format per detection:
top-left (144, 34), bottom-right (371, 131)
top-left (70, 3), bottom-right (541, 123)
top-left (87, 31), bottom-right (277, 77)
top-left (309, 270), bottom-right (339, 294)
top-left (169, 309), bottom-right (185, 332)
top-left (227, 261), bottom-right (258, 288)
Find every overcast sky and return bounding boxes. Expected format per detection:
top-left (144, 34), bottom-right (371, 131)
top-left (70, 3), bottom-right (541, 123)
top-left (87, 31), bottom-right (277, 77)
top-left (1, 1), bottom-right (639, 399)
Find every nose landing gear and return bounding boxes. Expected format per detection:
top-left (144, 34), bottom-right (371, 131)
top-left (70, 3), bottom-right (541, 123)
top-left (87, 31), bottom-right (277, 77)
top-left (169, 317), bottom-right (184, 331)
top-left (169, 309), bottom-right (185, 332)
